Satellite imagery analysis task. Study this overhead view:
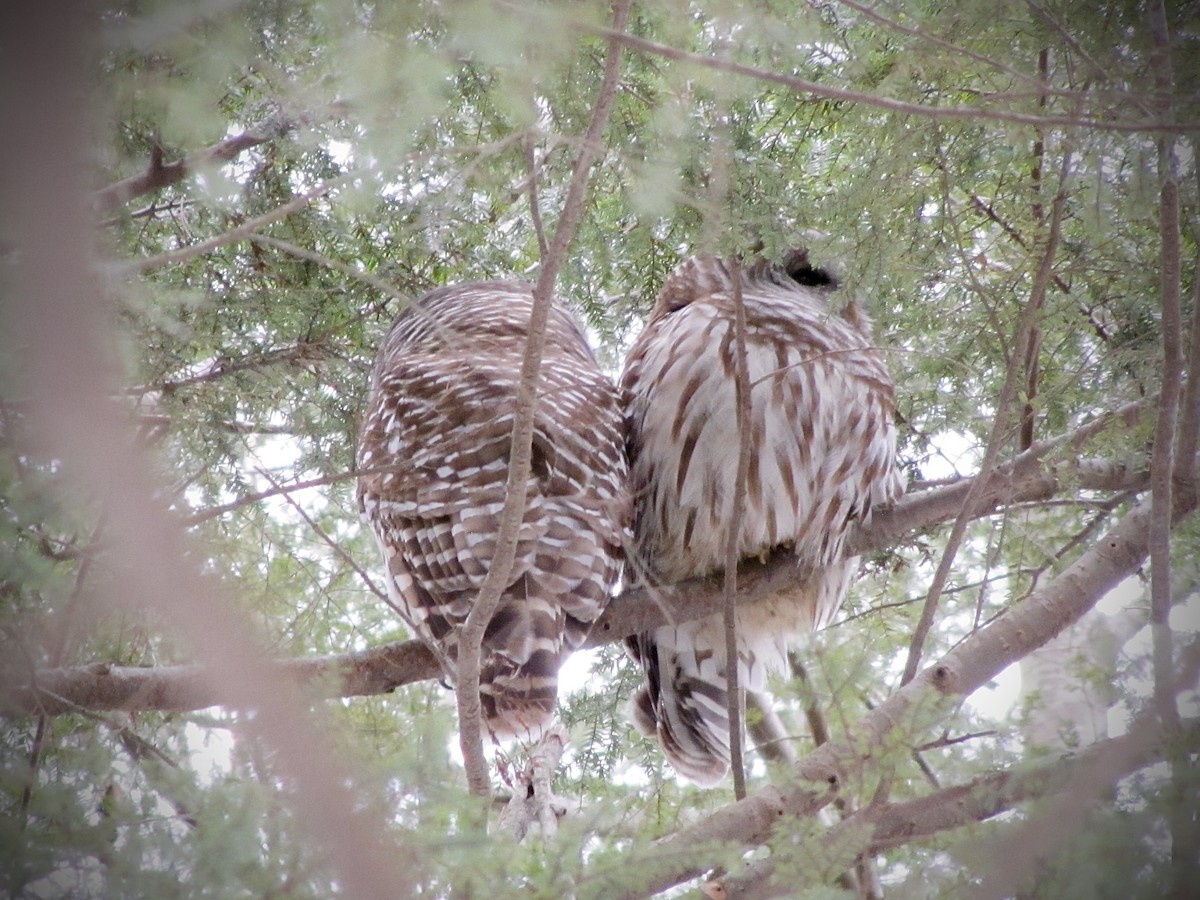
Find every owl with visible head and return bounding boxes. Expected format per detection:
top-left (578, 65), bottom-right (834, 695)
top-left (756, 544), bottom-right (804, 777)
top-left (621, 250), bottom-right (904, 785)
top-left (357, 281), bottom-right (630, 741)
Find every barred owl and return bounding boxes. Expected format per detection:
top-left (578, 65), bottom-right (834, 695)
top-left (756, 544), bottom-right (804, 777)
top-left (357, 282), bottom-right (630, 741)
top-left (622, 251), bottom-right (903, 785)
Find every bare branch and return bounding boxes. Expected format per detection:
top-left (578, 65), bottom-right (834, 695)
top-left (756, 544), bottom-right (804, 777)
top-left (454, 0), bottom-right (631, 799)
top-left (524, 5), bottom-right (1194, 135)
top-left (126, 174), bottom-right (356, 275)
top-left (724, 256), bottom-right (752, 799)
top-left (1176, 248), bottom-right (1200, 487)
top-left (94, 125), bottom-right (285, 215)
top-left (183, 468), bottom-right (359, 525)
top-left (523, 135), bottom-right (550, 261)
top-left (6, 440), bottom-right (1179, 721)
top-left (125, 339), bottom-right (333, 398)
top-left (581, 488), bottom-right (1199, 897)
top-left (902, 146), bottom-right (1073, 684)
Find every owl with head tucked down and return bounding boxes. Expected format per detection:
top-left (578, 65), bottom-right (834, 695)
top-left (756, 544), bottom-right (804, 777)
top-left (357, 281), bottom-right (630, 741)
top-left (621, 250), bottom-right (903, 785)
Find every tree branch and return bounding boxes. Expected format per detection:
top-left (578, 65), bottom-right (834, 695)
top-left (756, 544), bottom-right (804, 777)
top-left (724, 256), bottom-right (752, 799)
top-left (5, 439), bottom-right (1178, 720)
top-left (94, 124), bottom-right (287, 215)
top-left (901, 141), bottom-right (1073, 685)
top-left (454, 0), bottom-right (630, 799)
top-left (580, 487), bottom-right (1199, 897)
top-left (126, 174), bottom-right (356, 275)
top-left (1175, 248), bottom-right (1200, 488)
top-left (1145, 9), bottom-right (1195, 898)
top-left (527, 4), bottom-right (1193, 135)
top-left (1148, 0), bottom-right (1184, 735)
top-left (718, 713), bottom-right (1200, 898)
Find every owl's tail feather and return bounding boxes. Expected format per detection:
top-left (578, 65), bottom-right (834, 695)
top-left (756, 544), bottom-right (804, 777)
top-left (479, 649), bottom-right (560, 742)
top-left (624, 613), bottom-right (791, 787)
top-left (629, 663), bottom-right (731, 787)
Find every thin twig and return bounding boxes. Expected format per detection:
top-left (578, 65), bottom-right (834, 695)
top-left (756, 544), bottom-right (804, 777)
top-left (724, 256), bottom-right (751, 800)
top-left (126, 174), bottom-right (356, 275)
top-left (524, 135), bottom-right (549, 261)
top-left (185, 468), bottom-right (361, 525)
top-left (901, 141), bottom-right (1074, 685)
top-left (525, 5), bottom-right (1193, 135)
top-left (126, 340), bottom-right (332, 397)
top-left (453, 0), bottom-right (631, 800)
top-left (834, 0), bottom-right (1052, 95)
top-left (1024, 0), bottom-right (1154, 119)
top-left (249, 463), bottom-right (457, 681)
top-left (248, 232), bottom-right (416, 305)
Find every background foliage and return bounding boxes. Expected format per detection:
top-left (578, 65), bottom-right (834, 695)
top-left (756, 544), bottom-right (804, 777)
top-left (1, 0), bottom-right (1197, 897)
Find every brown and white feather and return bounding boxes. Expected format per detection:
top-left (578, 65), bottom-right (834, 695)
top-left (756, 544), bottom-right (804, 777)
top-left (357, 282), bottom-right (630, 741)
top-left (622, 254), bottom-right (903, 785)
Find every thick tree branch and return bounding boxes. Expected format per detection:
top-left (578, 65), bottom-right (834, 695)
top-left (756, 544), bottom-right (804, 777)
top-left (2, 438), bottom-right (1175, 719)
top-left (581, 487), bottom-right (1199, 898)
top-left (717, 713), bottom-right (1200, 898)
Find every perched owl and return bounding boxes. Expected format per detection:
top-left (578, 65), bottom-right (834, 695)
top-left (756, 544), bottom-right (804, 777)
top-left (621, 250), bottom-right (903, 785)
top-left (357, 281), bottom-right (629, 741)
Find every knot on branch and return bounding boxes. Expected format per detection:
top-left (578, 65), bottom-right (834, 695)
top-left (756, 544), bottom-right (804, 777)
top-left (931, 663), bottom-right (955, 692)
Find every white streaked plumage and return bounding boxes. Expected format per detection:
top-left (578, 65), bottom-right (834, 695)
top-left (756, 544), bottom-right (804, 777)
top-left (357, 281), bottom-right (630, 741)
top-left (622, 251), bottom-right (903, 785)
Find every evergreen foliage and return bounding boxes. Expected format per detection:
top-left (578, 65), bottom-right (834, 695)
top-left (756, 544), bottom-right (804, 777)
top-left (1, 0), bottom-right (1197, 896)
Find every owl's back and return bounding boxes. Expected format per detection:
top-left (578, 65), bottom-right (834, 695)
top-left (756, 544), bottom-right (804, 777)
top-left (622, 254), bottom-right (903, 784)
top-left (357, 282), bottom-right (630, 740)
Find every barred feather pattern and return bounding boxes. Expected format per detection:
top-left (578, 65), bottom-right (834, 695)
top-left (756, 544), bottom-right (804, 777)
top-left (622, 254), bottom-right (903, 785)
top-left (357, 282), bottom-right (630, 741)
